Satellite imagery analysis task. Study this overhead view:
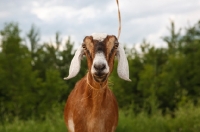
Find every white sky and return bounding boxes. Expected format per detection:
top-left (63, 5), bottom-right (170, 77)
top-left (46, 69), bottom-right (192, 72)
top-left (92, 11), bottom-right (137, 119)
top-left (0, 0), bottom-right (200, 49)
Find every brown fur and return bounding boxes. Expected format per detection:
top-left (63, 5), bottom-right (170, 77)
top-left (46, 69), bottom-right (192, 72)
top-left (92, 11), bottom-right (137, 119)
top-left (64, 35), bottom-right (119, 132)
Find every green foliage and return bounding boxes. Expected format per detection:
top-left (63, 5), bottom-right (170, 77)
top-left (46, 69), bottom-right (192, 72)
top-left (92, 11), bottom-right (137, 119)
top-left (0, 23), bottom-right (36, 120)
top-left (111, 20), bottom-right (200, 115)
top-left (1, 104), bottom-right (200, 132)
top-left (117, 103), bottom-right (200, 132)
top-left (0, 23), bottom-right (73, 121)
top-left (0, 106), bottom-right (67, 132)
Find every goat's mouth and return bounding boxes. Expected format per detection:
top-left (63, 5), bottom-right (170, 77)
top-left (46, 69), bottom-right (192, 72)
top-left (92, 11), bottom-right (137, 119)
top-left (93, 74), bottom-right (108, 82)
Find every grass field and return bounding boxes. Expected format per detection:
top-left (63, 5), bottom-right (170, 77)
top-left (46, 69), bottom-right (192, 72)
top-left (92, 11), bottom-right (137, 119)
top-left (1, 104), bottom-right (200, 132)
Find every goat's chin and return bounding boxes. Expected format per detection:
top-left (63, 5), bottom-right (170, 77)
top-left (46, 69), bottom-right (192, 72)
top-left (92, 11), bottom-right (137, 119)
top-left (93, 74), bottom-right (108, 83)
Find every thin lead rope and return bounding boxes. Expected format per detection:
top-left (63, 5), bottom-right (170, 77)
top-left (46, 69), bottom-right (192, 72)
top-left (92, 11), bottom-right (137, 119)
top-left (116, 0), bottom-right (121, 39)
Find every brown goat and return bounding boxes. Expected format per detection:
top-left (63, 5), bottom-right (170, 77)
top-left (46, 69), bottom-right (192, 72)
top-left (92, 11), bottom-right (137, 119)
top-left (64, 33), bottom-right (131, 132)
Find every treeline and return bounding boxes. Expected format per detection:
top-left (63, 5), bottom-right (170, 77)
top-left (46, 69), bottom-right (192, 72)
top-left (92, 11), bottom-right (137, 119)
top-left (0, 21), bottom-right (200, 122)
top-left (112, 21), bottom-right (200, 115)
top-left (0, 23), bottom-right (87, 121)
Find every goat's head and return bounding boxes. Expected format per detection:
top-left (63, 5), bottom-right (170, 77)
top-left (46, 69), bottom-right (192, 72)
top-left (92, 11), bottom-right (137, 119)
top-left (64, 33), bottom-right (131, 82)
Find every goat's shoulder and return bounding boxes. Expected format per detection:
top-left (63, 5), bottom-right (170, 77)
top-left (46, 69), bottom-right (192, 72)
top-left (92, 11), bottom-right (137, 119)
top-left (68, 76), bottom-right (87, 98)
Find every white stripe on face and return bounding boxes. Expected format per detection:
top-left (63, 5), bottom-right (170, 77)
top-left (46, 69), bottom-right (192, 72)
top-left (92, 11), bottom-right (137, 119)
top-left (91, 52), bottom-right (109, 75)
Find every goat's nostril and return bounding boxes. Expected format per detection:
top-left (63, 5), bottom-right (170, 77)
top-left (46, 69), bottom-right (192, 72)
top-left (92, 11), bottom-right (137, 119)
top-left (94, 64), bottom-right (106, 71)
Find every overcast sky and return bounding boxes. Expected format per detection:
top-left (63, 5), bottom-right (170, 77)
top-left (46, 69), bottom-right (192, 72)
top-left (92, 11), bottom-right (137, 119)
top-left (0, 0), bottom-right (200, 49)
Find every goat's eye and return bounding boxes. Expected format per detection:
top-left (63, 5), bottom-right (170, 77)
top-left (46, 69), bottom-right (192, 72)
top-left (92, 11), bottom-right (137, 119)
top-left (114, 43), bottom-right (119, 49)
top-left (82, 43), bottom-right (86, 49)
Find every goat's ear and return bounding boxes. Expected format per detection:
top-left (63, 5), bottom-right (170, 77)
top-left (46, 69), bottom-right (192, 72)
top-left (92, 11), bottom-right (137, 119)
top-left (116, 45), bottom-right (131, 81)
top-left (64, 46), bottom-right (84, 80)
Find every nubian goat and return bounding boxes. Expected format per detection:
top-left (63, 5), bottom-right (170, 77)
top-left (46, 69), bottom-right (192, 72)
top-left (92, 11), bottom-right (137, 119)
top-left (64, 33), bottom-right (131, 132)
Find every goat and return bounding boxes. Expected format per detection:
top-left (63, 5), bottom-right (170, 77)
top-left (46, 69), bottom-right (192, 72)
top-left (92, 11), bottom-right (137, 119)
top-left (64, 33), bottom-right (131, 132)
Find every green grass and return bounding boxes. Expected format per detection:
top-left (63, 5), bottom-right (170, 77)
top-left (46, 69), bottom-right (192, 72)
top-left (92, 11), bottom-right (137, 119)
top-left (1, 104), bottom-right (200, 132)
top-left (117, 103), bottom-right (200, 132)
top-left (0, 109), bottom-right (67, 132)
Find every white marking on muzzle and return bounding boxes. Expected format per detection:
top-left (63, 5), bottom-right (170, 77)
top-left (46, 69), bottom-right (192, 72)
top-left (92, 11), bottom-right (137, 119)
top-left (91, 53), bottom-right (109, 74)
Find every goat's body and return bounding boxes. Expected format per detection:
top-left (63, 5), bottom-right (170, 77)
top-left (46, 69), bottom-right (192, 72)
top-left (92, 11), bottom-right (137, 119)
top-left (64, 75), bottom-right (118, 132)
top-left (64, 34), bottom-right (130, 132)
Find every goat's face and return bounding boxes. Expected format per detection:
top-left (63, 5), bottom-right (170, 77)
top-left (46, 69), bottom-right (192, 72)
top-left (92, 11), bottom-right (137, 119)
top-left (64, 33), bottom-right (131, 82)
top-left (82, 35), bottom-right (118, 82)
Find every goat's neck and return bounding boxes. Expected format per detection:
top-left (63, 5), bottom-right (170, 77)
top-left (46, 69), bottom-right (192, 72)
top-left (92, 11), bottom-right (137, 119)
top-left (86, 73), bottom-right (108, 90)
top-left (84, 73), bottom-right (108, 111)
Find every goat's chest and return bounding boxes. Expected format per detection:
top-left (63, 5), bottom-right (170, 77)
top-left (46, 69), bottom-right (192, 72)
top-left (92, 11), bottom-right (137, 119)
top-left (85, 104), bottom-right (115, 132)
top-left (68, 88), bottom-right (118, 132)
top-left (82, 94), bottom-right (117, 131)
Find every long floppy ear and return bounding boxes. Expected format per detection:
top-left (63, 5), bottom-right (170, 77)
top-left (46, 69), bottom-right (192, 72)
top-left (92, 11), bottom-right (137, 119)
top-left (64, 46), bottom-right (84, 80)
top-left (116, 45), bottom-right (131, 81)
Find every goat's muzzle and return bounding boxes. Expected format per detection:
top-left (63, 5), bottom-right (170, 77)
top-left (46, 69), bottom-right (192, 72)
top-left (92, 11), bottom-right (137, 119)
top-left (93, 73), bottom-right (108, 82)
top-left (94, 63), bottom-right (106, 72)
top-left (93, 64), bottom-right (108, 82)
top-left (91, 53), bottom-right (109, 82)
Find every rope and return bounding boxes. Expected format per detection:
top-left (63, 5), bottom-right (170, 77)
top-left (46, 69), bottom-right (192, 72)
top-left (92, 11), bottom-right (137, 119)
top-left (86, 73), bottom-right (107, 90)
top-left (116, 0), bottom-right (121, 39)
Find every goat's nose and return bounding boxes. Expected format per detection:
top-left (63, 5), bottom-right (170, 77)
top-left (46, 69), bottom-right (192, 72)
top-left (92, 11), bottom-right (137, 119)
top-left (94, 63), bottom-right (106, 71)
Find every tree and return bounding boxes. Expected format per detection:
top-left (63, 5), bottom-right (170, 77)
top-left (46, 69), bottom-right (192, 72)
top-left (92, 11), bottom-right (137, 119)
top-left (0, 23), bottom-right (37, 120)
